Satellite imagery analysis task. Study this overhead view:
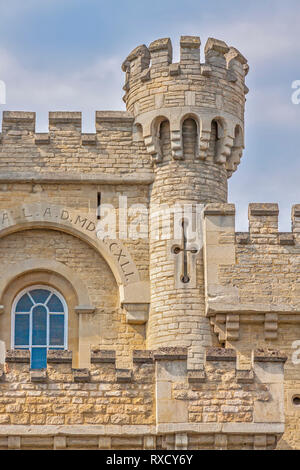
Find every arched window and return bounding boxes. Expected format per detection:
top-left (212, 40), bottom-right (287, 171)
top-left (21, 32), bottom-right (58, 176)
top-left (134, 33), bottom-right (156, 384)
top-left (182, 118), bottom-right (198, 160)
top-left (12, 286), bottom-right (68, 369)
top-left (159, 119), bottom-right (171, 161)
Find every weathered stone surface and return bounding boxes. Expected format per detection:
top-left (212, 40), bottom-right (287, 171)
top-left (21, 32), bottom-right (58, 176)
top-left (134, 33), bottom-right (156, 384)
top-left (253, 349), bottom-right (287, 363)
top-left (91, 350), bottom-right (116, 363)
top-left (153, 348), bottom-right (188, 361)
top-left (72, 369), bottom-right (90, 383)
top-left (30, 369), bottom-right (47, 382)
top-left (206, 348), bottom-right (236, 362)
top-left (116, 369), bottom-right (132, 383)
top-left (5, 350), bottom-right (30, 363)
top-left (47, 350), bottom-right (72, 363)
top-left (0, 31), bottom-right (298, 450)
top-left (133, 350), bottom-right (153, 363)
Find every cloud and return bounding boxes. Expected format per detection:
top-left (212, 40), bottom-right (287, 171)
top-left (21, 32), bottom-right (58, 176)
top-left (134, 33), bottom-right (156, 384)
top-left (174, 3), bottom-right (298, 68)
top-left (0, 0), bottom-right (71, 18)
top-left (246, 85), bottom-right (300, 128)
top-left (0, 2), bottom-right (299, 232)
top-left (0, 47), bottom-right (125, 132)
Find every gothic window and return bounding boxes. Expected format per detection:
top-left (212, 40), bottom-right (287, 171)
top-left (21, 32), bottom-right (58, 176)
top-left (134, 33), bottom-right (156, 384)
top-left (12, 286), bottom-right (68, 369)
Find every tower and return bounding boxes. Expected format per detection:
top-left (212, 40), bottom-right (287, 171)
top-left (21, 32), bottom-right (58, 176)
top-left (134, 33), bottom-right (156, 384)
top-left (122, 36), bottom-right (249, 367)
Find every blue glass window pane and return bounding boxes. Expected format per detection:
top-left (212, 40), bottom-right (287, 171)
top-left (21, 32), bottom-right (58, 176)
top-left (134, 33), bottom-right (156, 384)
top-left (47, 294), bottom-right (64, 313)
top-left (49, 314), bottom-right (64, 346)
top-left (15, 314), bottom-right (29, 346)
top-left (31, 347), bottom-right (47, 369)
top-left (15, 294), bottom-right (33, 313)
top-left (30, 289), bottom-right (51, 304)
top-left (32, 305), bottom-right (47, 345)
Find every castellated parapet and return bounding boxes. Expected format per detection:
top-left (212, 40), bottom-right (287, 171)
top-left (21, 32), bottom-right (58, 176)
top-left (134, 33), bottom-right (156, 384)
top-left (122, 36), bottom-right (248, 175)
top-left (0, 347), bottom-right (286, 450)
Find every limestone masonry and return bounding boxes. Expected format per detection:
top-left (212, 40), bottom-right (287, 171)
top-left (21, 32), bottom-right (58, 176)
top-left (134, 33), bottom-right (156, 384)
top-left (0, 35), bottom-right (298, 450)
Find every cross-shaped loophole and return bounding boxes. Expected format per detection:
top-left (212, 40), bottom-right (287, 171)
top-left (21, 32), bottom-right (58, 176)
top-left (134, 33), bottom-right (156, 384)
top-left (173, 220), bottom-right (198, 284)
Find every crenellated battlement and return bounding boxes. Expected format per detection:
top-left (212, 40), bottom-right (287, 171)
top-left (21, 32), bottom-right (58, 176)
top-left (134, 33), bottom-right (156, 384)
top-left (122, 36), bottom-right (248, 91)
top-left (203, 203), bottom-right (300, 347)
top-left (1, 346), bottom-right (287, 381)
top-left (204, 203), bottom-right (300, 245)
top-left (0, 36), bottom-right (249, 178)
top-left (0, 347), bottom-right (286, 449)
top-left (0, 110), bottom-right (135, 145)
top-left (0, 31), bottom-right (299, 451)
top-left (122, 35), bottom-right (248, 176)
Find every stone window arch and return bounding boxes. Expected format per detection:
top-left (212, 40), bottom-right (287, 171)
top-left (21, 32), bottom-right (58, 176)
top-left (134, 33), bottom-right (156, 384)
top-left (11, 285), bottom-right (68, 369)
top-left (182, 117), bottom-right (199, 160)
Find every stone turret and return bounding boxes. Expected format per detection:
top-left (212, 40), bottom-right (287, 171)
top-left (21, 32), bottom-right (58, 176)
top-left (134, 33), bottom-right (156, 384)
top-left (122, 35), bottom-right (248, 175)
top-left (122, 36), bottom-right (249, 367)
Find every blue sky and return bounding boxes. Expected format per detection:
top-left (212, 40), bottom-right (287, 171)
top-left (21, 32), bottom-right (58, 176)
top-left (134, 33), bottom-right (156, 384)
top-left (0, 0), bottom-right (299, 230)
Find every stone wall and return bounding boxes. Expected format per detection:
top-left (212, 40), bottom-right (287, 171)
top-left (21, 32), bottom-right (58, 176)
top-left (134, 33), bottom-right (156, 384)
top-left (0, 347), bottom-right (286, 450)
top-left (0, 33), bottom-right (298, 450)
top-left (0, 228), bottom-right (146, 368)
top-left (0, 111), bottom-right (152, 178)
top-left (203, 203), bottom-right (300, 449)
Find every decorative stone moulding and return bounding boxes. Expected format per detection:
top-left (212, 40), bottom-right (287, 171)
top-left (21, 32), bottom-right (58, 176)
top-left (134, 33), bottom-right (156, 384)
top-left (236, 370), bottom-right (255, 384)
top-left (253, 349), bottom-right (287, 363)
top-left (116, 369), bottom-right (132, 383)
top-left (135, 108), bottom-right (244, 173)
top-left (73, 368), bottom-right (90, 383)
top-left (91, 350), bottom-right (116, 364)
top-left (206, 347), bottom-right (236, 362)
top-left (5, 349), bottom-right (30, 363)
top-left (153, 347), bottom-right (188, 361)
top-left (187, 370), bottom-right (206, 384)
top-left (203, 203), bottom-right (300, 342)
top-left (132, 350), bottom-right (153, 363)
top-left (47, 350), bottom-right (73, 363)
top-left (30, 369), bottom-right (47, 383)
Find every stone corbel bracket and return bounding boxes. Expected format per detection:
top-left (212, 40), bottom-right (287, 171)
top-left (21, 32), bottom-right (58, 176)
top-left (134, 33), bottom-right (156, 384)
top-left (210, 313), bottom-right (240, 342)
top-left (143, 133), bottom-right (163, 163)
top-left (170, 127), bottom-right (183, 160)
top-left (226, 123), bottom-right (244, 177)
top-left (218, 128), bottom-right (235, 165)
top-left (136, 108), bottom-right (244, 170)
top-left (120, 280), bottom-right (150, 325)
top-left (198, 116), bottom-right (212, 160)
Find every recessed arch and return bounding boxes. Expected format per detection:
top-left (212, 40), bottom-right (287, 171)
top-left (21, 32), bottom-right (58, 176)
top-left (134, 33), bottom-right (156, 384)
top-left (0, 203), bottom-right (150, 306)
top-left (0, 258), bottom-right (92, 308)
top-left (180, 112), bottom-right (200, 130)
top-left (182, 116), bottom-right (199, 160)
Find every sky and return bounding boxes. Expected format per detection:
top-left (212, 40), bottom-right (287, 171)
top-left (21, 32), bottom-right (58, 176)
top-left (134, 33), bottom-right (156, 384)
top-left (0, 0), bottom-right (299, 231)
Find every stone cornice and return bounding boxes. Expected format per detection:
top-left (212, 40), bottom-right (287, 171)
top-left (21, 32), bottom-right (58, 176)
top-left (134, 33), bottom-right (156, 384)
top-left (207, 302), bottom-right (300, 317)
top-left (0, 172), bottom-right (154, 185)
top-left (0, 423), bottom-right (284, 436)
